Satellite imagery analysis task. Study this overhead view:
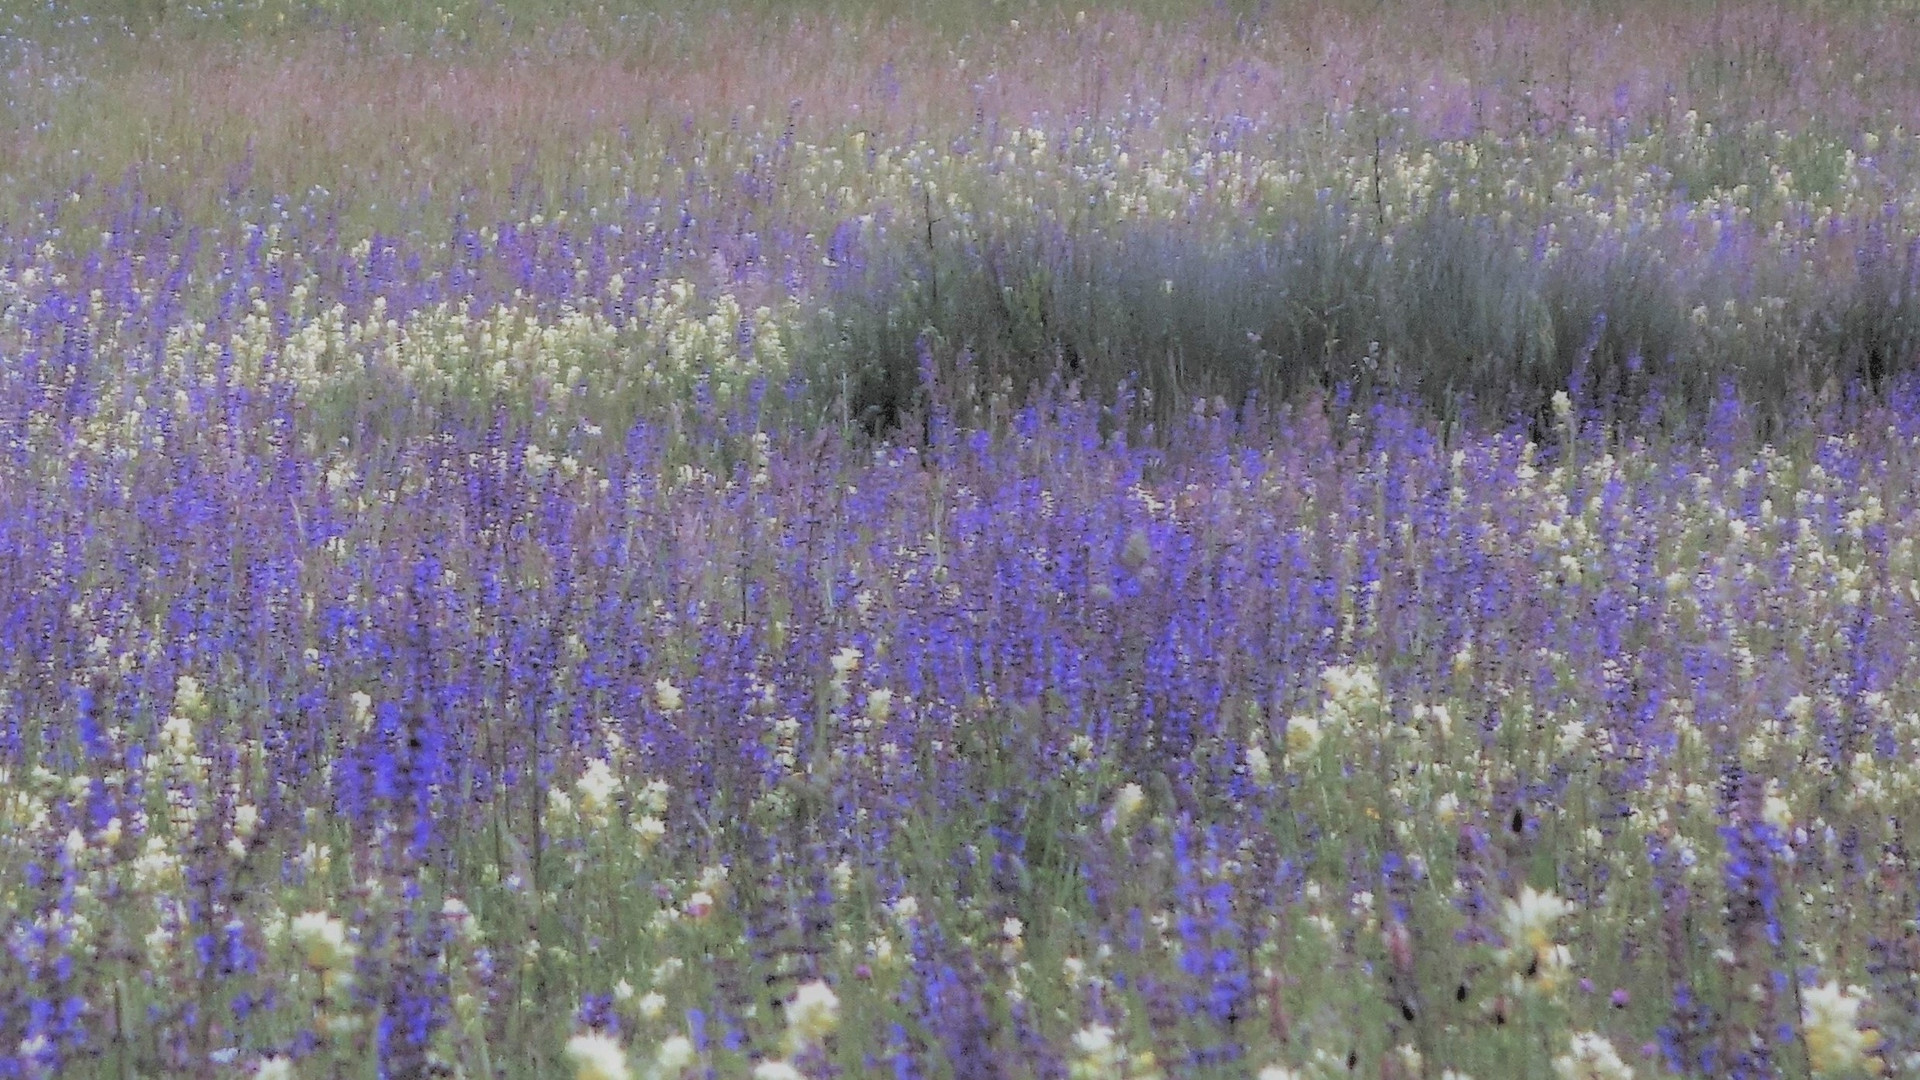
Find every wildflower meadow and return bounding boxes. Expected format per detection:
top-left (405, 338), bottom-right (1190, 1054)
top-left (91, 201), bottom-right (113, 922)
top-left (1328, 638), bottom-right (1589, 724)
top-left (3, 0), bottom-right (1920, 1077)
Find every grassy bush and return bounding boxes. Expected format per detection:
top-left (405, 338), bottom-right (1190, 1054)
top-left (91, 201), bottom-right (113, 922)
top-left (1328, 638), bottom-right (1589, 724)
top-left (798, 200), bottom-right (1920, 438)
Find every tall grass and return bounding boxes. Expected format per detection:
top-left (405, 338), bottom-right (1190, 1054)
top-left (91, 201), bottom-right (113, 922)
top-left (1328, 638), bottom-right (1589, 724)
top-left (799, 196), bottom-right (1920, 437)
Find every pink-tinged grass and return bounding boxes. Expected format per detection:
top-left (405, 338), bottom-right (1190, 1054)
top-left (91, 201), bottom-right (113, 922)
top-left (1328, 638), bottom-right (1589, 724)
top-left (7, 0), bottom-right (1920, 228)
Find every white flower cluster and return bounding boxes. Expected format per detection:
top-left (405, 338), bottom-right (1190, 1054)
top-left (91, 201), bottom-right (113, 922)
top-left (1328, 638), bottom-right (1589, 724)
top-left (1285, 663), bottom-right (1385, 760)
top-left (574, 759), bottom-right (620, 827)
top-left (289, 910), bottom-right (356, 973)
top-left (157, 676), bottom-right (213, 835)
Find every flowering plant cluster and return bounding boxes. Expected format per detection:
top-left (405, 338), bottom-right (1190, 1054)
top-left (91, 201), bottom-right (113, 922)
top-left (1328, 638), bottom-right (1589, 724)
top-left (2, 1), bottom-right (1919, 1077)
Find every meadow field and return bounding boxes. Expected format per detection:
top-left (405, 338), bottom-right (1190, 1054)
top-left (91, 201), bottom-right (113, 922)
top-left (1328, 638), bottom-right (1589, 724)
top-left (4, 0), bottom-right (1920, 1076)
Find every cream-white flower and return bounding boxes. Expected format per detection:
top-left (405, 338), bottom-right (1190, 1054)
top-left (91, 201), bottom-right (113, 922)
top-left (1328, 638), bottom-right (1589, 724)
top-left (640, 779), bottom-right (671, 813)
top-left (1284, 714), bottom-right (1320, 757)
top-left (1319, 663), bottom-right (1384, 725)
top-left (173, 675), bottom-right (207, 719)
top-left (576, 759), bottom-right (621, 824)
top-left (1104, 782), bottom-right (1146, 834)
top-left (653, 679), bottom-right (683, 711)
top-left (563, 1032), bottom-right (630, 1080)
top-left (348, 691), bottom-right (373, 730)
top-left (654, 1034), bottom-right (696, 1074)
top-left (440, 897), bottom-right (478, 941)
top-left (1073, 1025), bottom-right (1115, 1056)
top-left (1069, 1023), bottom-right (1125, 1079)
top-left (784, 980), bottom-right (840, 1051)
top-left (289, 911), bottom-right (355, 971)
top-left (1245, 742), bottom-right (1272, 784)
top-left (1762, 787), bottom-right (1794, 832)
top-left (1802, 980), bottom-right (1881, 1077)
top-left (1553, 1031), bottom-right (1633, 1080)
top-left (1501, 886), bottom-right (1574, 964)
top-left (635, 816), bottom-right (667, 852)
